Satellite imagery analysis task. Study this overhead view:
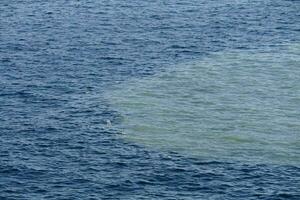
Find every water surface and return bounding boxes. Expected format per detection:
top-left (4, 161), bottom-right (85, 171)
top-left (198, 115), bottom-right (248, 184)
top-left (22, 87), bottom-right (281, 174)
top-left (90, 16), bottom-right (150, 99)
top-left (107, 44), bottom-right (300, 165)
top-left (1, 0), bottom-right (300, 199)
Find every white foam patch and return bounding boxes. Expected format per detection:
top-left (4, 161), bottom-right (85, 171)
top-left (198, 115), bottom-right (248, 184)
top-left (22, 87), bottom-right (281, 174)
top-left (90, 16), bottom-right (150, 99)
top-left (106, 44), bottom-right (300, 164)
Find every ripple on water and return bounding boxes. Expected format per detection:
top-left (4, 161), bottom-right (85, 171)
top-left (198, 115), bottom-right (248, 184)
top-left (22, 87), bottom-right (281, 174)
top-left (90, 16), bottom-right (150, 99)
top-left (107, 44), bottom-right (300, 165)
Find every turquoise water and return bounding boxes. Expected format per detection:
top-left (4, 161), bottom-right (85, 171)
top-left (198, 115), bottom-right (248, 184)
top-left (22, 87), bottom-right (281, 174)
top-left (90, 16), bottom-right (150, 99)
top-left (107, 44), bottom-right (300, 165)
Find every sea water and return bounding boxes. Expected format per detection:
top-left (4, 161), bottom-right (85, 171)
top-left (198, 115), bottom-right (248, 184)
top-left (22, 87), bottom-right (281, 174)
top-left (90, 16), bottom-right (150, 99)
top-left (107, 44), bottom-right (300, 165)
top-left (1, 0), bottom-right (300, 199)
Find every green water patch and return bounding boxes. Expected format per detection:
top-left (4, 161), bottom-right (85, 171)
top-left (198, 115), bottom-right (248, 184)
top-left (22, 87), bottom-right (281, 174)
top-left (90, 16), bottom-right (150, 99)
top-left (106, 45), bottom-right (300, 165)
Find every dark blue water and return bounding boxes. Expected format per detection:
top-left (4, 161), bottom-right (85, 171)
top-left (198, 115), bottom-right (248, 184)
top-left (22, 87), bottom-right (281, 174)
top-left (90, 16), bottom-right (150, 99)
top-left (1, 0), bottom-right (300, 199)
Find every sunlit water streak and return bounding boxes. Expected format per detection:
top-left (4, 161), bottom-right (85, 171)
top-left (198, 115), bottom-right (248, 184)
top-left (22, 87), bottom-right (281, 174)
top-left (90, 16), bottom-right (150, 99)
top-left (107, 44), bottom-right (300, 165)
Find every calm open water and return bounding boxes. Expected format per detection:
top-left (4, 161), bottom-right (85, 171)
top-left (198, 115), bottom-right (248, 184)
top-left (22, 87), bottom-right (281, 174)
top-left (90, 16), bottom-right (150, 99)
top-left (1, 0), bottom-right (300, 199)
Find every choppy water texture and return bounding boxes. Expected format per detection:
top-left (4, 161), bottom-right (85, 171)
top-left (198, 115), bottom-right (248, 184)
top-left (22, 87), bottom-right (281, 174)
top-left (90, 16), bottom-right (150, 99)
top-left (1, 0), bottom-right (300, 199)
